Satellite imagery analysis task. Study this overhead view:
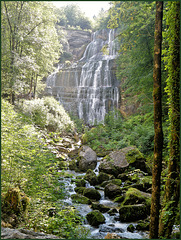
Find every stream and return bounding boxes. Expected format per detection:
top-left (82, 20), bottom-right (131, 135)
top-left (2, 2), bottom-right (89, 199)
top-left (58, 158), bottom-right (149, 239)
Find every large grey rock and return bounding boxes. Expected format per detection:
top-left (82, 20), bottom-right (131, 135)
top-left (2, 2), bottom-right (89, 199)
top-left (78, 145), bottom-right (97, 171)
top-left (99, 147), bottom-right (150, 176)
top-left (1, 227), bottom-right (60, 239)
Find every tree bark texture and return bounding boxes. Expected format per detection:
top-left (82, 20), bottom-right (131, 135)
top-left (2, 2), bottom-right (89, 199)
top-left (149, 1), bottom-right (163, 239)
top-left (159, 2), bottom-right (180, 238)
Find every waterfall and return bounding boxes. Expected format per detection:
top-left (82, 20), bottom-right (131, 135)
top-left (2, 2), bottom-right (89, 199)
top-left (45, 28), bottom-right (119, 124)
top-left (77, 29), bottom-right (119, 124)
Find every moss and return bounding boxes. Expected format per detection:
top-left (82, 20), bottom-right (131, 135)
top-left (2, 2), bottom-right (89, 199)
top-left (84, 169), bottom-right (98, 185)
top-left (83, 188), bottom-right (101, 201)
top-left (114, 195), bottom-right (125, 203)
top-left (119, 204), bottom-right (149, 222)
top-left (2, 188), bottom-right (29, 217)
top-left (126, 148), bottom-right (144, 164)
top-left (86, 210), bottom-right (105, 226)
top-left (121, 188), bottom-right (151, 207)
top-left (81, 134), bottom-right (88, 144)
top-left (71, 194), bottom-right (91, 204)
top-left (97, 172), bottom-right (110, 184)
top-left (110, 179), bottom-right (122, 186)
top-left (74, 187), bottom-right (86, 195)
top-left (73, 179), bottom-right (86, 187)
top-left (127, 224), bottom-right (135, 232)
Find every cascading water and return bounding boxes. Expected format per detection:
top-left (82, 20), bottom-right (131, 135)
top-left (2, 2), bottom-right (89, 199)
top-left (77, 29), bottom-right (119, 124)
top-left (45, 28), bottom-right (120, 124)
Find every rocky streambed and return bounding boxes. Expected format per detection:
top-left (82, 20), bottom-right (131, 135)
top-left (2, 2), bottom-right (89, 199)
top-left (54, 137), bottom-right (153, 239)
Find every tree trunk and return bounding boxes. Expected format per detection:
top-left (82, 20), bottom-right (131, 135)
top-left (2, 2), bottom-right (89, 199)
top-left (159, 2), bottom-right (180, 238)
top-left (149, 1), bottom-right (163, 239)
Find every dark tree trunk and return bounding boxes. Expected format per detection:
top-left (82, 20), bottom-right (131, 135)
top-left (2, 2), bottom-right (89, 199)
top-left (149, 1), bottom-right (163, 239)
top-left (159, 2), bottom-right (180, 238)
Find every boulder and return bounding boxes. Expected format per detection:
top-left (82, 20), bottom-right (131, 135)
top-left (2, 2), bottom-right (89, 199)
top-left (1, 227), bottom-right (60, 239)
top-left (107, 208), bottom-right (118, 216)
top-left (91, 202), bottom-right (111, 213)
top-left (83, 188), bottom-right (101, 201)
top-left (119, 204), bottom-right (150, 222)
top-left (86, 210), bottom-right (105, 226)
top-left (121, 188), bottom-right (151, 207)
top-left (97, 172), bottom-right (110, 184)
top-left (126, 148), bottom-right (151, 174)
top-left (99, 149), bottom-right (129, 176)
top-left (104, 183), bottom-right (122, 199)
top-left (127, 224), bottom-right (135, 232)
top-left (71, 194), bottom-right (91, 204)
top-left (78, 145), bottom-right (97, 172)
top-left (84, 169), bottom-right (98, 185)
top-left (73, 179), bottom-right (86, 187)
top-left (136, 220), bottom-right (150, 231)
top-left (74, 187), bottom-right (86, 194)
top-left (99, 147), bottom-right (150, 176)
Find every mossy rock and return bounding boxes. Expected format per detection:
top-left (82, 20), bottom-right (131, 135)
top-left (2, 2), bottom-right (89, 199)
top-left (69, 159), bottom-right (78, 171)
top-left (2, 188), bottom-right (29, 217)
top-left (117, 173), bottom-right (131, 181)
top-left (83, 188), bottom-right (101, 201)
top-left (114, 195), bottom-right (125, 203)
top-left (126, 148), bottom-right (151, 174)
top-left (73, 179), bottom-right (86, 187)
top-left (110, 179), bottom-right (122, 186)
top-left (119, 204), bottom-right (150, 222)
top-left (107, 208), bottom-right (118, 216)
top-left (122, 187), bottom-right (151, 207)
top-left (104, 183), bottom-right (122, 199)
top-left (71, 194), bottom-right (91, 204)
top-left (91, 202), bottom-right (110, 213)
top-left (97, 172), bottom-right (110, 184)
top-left (136, 220), bottom-right (150, 231)
top-left (86, 210), bottom-right (105, 226)
top-left (84, 169), bottom-right (98, 186)
top-left (127, 224), bottom-right (135, 232)
top-left (74, 187), bottom-right (86, 195)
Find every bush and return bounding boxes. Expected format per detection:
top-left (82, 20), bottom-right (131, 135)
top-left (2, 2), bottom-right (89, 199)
top-left (20, 97), bottom-right (75, 132)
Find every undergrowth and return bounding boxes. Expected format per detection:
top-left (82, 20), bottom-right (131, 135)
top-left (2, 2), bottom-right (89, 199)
top-left (1, 98), bottom-right (89, 238)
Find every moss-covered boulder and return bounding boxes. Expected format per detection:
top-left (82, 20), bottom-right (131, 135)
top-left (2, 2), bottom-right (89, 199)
top-left (99, 147), bottom-right (151, 177)
top-left (73, 178), bottom-right (86, 187)
top-left (107, 208), bottom-right (118, 216)
top-left (136, 220), bottom-right (150, 231)
top-left (91, 202), bottom-right (110, 213)
top-left (119, 204), bottom-right (150, 222)
top-left (97, 172), bottom-right (110, 184)
top-left (86, 210), bottom-right (105, 226)
top-left (2, 188), bottom-right (29, 217)
top-left (71, 194), bottom-right (91, 204)
top-left (83, 188), bottom-right (101, 201)
top-left (104, 183), bottom-right (122, 199)
top-left (84, 169), bottom-right (98, 185)
top-left (78, 145), bottom-right (97, 172)
top-left (126, 148), bottom-right (151, 174)
top-left (74, 187), bottom-right (86, 195)
top-left (121, 188), bottom-right (151, 207)
top-left (127, 224), bottom-right (135, 232)
top-left (69, 159), bottom-right (78, 171)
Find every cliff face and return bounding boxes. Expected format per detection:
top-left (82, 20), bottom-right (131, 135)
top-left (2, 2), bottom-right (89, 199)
top-left (61, 29), bottom-right (91, 61)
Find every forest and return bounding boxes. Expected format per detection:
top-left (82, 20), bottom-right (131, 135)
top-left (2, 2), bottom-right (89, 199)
top-left (1, 1), bottom-right (180, 239)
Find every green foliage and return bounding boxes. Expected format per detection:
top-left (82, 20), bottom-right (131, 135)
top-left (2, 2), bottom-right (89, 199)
top-left (83, 111), bottom-right (155, 156)
top-left (1, 98), bottom-right (87, 238)
top-left (1, 1), bottom-right (61, 101)
top-left (20, 97), bottom-right (75, 132)
top-left (56, 4), bottom-right (92, 30)
top-left (93, 8), bottom-right (110, 30)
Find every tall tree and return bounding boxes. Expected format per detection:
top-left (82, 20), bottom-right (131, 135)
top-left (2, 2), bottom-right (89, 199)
top-left (159, 1), bottom-right (180, 238)
top-left (1, 1), bottom-right (61, 102)
top-left (149, 1), bottom-right (163, 239)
